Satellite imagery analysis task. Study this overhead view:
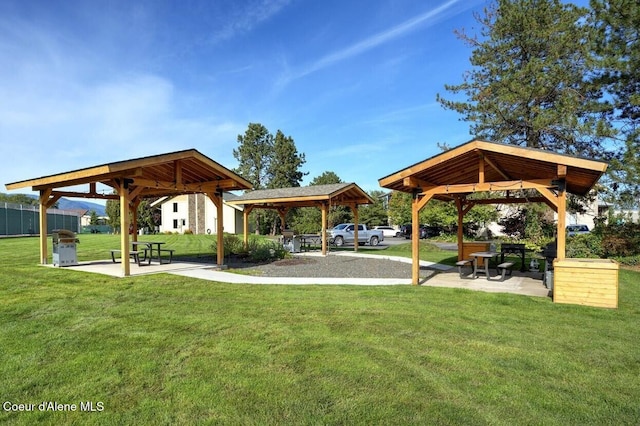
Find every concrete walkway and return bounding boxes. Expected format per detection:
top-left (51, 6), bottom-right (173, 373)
top-left (58, 251), bottom-right (551, 298)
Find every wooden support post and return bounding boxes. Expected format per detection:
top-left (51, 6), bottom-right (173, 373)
top-left (321, 203), bottom-right (328, 256)
top-left (38, 190), bottom-right (50, 264)
top-left (557, 188), bottom-right (566, 260)
top-left (216, 196), bottom-right (224, 266)
top-left (351, 204), bottom-right (359, 252)
top-left (206, 192), bottom-right (225, 267)
top-left (243, 205), bottom-right (253, 250)
top-left (411, 191), bottom-right (435, 285)
top-left (131, 198), bottom-right (140, 242)
top-left (456, 198), bottom-right (464, 261)
top-left (277, 207), bottom-right (289, 234)
top-left (411, 195), bottom-right (420, 285)
top-left (119, 184), bottom-right (130, 277)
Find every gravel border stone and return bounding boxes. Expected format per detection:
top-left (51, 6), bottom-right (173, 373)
top-left (229, 253), bottom-right (439, 279)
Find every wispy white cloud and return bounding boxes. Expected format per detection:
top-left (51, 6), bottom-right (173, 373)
top-left (278, 0), bottom-right (463, 87)
top-left (208, 0), bottom-right (292, 43)
top-left (0, 8), bottom-right (247, 188)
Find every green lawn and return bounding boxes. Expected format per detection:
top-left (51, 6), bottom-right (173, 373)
top-left (1, 235), bottom-right (639, 425)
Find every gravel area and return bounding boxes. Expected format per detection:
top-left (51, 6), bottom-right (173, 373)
top-left (230, 254), bottom-right (437, 279)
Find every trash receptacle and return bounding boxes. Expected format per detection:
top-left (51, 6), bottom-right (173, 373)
top-left (291, 236), bottom-right (301, 253)
top-left (545, 271), bottom-right (554, 291)
top-left (52, 229), bottom-right (79, 266)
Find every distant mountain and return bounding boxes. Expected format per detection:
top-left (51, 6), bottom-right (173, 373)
top-left (57, 199), bottom-right (106, 216)
top-left (5, 194), bottom-right (107, 217)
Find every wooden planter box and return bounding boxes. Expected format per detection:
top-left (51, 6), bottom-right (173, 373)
top-left (553, 258), bottom-right (619, 308)
top-left (460, 242), bottom-right (490, 266)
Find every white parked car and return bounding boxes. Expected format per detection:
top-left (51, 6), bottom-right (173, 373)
top-left (566, 224), bottom-right (590, 236)
top-left (330, 224), bottom-right (384, 246)
top-left (374, 226), bottom-right (399, 238)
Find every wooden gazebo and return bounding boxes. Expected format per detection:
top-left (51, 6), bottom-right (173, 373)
top-left (5, 149), bottom-right (252, 276)
top-left (227, 183), bottom-right (374, 255)
top-left (379, 139), bottom-right (609, 285)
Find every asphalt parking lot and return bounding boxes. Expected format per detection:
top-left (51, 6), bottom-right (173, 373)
top-left (344, 236), bottom-right (457, 251)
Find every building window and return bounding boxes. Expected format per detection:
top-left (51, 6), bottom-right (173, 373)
top-left (173, 219), bottom-right (178, 229)
top-left (173, 203), bottom-right (178, 213)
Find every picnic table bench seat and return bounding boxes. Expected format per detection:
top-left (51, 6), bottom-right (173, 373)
top-left (139, 247), bottom-right (175, 264)
top-left (497, 262), bottom-right (515, 281)
top-left (110, 249), bottom-right (143, 266)
top-left (456, 259), bottom-right (473, 278)
top-left (158, 248), bottom-right (175, 263)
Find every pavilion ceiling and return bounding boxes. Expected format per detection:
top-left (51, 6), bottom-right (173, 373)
top-left (6, 149), bottom-right (253, 199)
top-left (378, 140), bottom-right (608, 199)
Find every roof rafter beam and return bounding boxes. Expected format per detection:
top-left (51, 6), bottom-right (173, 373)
top-left (482, 153), bottom-right (511, 180)
top-left (131, 177), bottom-right (243, 192)
top-left (420, 179), bottom-right (559, 196)
top-left (403, 176), bottom-right (436, 190)
top-left (50, 190), bottom-right (119, 200)
top-left (31, 168), bottom-right (143, 191)
top-left (174, 160), bottom-right (183, 185)
top-left (470, 196), bottom-right (548, 205)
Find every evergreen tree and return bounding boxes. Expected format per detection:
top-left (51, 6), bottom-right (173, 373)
top-left (590, 0), bottom-right (640, 208)
top-left (311, 171), bottom-right (342, 185)
top-left (437, 0), bottom-right (612, 157)
top-left (264, 130), bottom-right (308, 233)
top-left (268, 130), bottom-right (307, 188)
top-left (358, 190), bottom-right (389, 227)
top-left (233, 123), bottom-right (273, 190)
top-left (233, 123), bottom-right (307, 234)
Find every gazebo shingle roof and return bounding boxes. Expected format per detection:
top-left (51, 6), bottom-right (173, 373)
top-left (228, 183), bottom-right (374, 207)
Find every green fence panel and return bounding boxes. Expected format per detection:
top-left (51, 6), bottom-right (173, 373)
top-left (1, 204), bottom-right (79, 236)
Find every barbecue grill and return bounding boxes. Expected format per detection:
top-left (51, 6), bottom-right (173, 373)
top-left (541, 242), bottom-right (557, 288)
top-left (52, 229), bottom-right (79, 266)
top-left (500, 243), bottom-right (526, 272)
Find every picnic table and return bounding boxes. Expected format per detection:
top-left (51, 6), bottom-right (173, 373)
top-left (131, 241), bottom-right (174, 264)
top-left (470, 251), bottom-right (516, 281)
top-left (470, 251), bottom-right (499, 279)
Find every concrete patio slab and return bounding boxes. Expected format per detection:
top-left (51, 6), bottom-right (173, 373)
top-left (51, 252), bottom-right (551, 298)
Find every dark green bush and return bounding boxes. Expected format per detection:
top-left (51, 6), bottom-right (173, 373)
top-left (211, 233), bottom-right (287, 263)
top-left (248, 240), bottom-right (288, 262)
top-left (600, 222), bottom-right (640, 257)
top-left (566, 233), bottom-right (603, 258)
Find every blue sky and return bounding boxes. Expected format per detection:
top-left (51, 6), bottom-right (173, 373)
top-left (3, 0), bottom-right (520, 199)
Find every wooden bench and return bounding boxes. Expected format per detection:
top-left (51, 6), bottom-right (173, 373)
top-left (456, 259), bottom-right (473, 278)
top-left (110, 250), bottom-right (142, 266)
top-left (497, 262), bottom-right (515, 281)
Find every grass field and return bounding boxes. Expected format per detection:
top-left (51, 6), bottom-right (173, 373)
top-left (1, 234), bottom-right (639, 425)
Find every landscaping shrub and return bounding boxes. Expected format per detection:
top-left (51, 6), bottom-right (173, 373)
top-left (211, 233), bottom-right (245, 256)
top-left (248, 240), bottom-right (288, 262)
top-left (566, 233), bottom-right (603, 258)
top-left (211, 233), bottom-right (287, 263)
top-left (600, 222), bottom-right (640, 257)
